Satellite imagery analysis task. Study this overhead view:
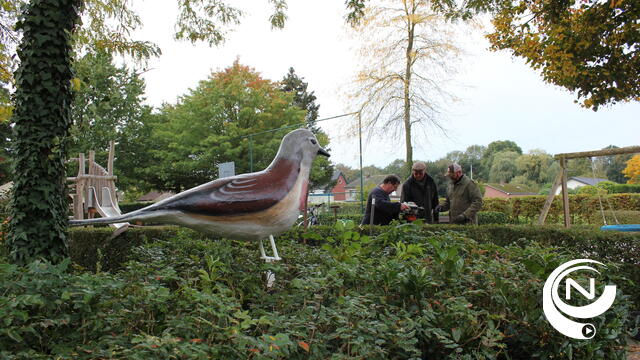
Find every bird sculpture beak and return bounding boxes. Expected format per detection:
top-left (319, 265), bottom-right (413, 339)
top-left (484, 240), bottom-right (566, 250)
top-left (317, 147), bottom-right (330, 157)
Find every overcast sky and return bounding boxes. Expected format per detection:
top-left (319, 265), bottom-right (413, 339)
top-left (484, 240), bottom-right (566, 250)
top-left (132, 0), bottom-right (640, 169)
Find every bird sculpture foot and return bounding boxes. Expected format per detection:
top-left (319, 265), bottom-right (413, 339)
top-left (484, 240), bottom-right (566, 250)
top-left (260, 235), bottom-right (280, 289)
top-left (259, 235), bottom-right (281, 262)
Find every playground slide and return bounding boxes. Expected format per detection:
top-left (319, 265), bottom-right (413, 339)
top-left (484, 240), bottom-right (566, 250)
top-left (88, 187), bottom-right (128, 229)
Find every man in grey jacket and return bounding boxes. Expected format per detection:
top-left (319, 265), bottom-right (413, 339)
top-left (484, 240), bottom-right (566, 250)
top-left (436, 163), bottom-right (483, 225)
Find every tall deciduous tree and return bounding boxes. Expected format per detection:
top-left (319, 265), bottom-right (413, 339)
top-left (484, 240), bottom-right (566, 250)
top-left (346, 0), bottom-right (467, 175)
top-left (383, 158), bottom-right (407, 178)
top-left (488, 151), bottom-right (520, 183)
top-left (623, 155), bottom-right (640, 184)
top-left (486, 0), bottom-right (640, 110)
top-left (515, 149), bottom-right (555, 184)
top-left (148, 61), bottom-right (310, 192)
top-left (69, 50), bottom-right (155, 192)
top-left (480, 140), bottom-right (522, 180)
top-left (599, 145), bottom-right (633, 184)
top-left (348, 0), bottom-right (639, 110)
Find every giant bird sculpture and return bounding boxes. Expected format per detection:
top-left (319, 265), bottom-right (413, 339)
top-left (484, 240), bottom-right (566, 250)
top-left (70, 128), bottom-right (330, 260)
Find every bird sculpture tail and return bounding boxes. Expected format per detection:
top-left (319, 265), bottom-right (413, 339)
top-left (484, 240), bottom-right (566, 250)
top-left (69, 214), bottom-right (130, 226)
top-left (68, 209), bottom-right (147, 227)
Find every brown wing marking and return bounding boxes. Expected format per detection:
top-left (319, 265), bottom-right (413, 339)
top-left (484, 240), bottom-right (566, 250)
top-left (149, 158), bottom-right (300, 216)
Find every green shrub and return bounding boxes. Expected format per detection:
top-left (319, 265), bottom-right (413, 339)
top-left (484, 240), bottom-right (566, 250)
top-left (118, 201), bottom-right (154, 214)
top-left (2, 225), bottom-right (638, 359)
top-left (477, 211), bottom-right (508, 225)
top-left (599, 182), bottom-right (640, 194)
top-left (577, 185), bottom-right (600, 195)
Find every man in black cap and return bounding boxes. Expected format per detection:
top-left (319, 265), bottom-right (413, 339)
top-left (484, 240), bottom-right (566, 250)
top-left (400, 161), bottom-right (439, 223)
top-left (361, 175), bottom-right (410, 226)
top-left (436, 163), bottom-right (483, 225)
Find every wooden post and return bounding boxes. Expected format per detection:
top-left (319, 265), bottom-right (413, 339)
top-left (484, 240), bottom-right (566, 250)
top-left (73, 153), bottom-right (85, 220)
top-left (537, 170), bottom-right (563, 225)
top-left (560, 157), bottom-right (571, 228)
top-left (88, 150), bottom-right (98, 205)
top-left (78, 152), bottom-right (85, 177)
top-left (107, 141), bottom-right (115, 176)
top-left (303, 188), bottom-right (309, 229)
top-left (88, 151), bottom-right (95, 176)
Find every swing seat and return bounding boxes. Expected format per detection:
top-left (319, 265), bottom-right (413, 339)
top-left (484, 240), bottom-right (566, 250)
top-left (600, 224), bottom-right (640, 232)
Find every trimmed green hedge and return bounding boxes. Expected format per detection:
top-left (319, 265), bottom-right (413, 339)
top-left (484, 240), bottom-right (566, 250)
top-left (483, 193), bottom-right (640, 224)
top-left (69, 224), bottom-right (640, 267)
top-left (307, 194), bottom-right (640, 225)
top-left (69, 226), bottom-right (177, 272)
top-left (69, 224), bottom-right (640, 286)
top-left (6, 223), bottom-right (634, 359)
top-left (601, 183), bottom-right (640, 194)
top-left (316, 211), bottom-right (509, 226)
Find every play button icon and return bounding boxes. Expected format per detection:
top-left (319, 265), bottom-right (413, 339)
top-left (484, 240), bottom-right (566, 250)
top-left (582, 324), bottom-right (596, 339)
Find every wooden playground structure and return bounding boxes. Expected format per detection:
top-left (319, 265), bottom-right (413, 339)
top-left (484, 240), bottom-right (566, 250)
top-left (67, 141), bottom-right (126, 229)
top-left (538, 145), bottom-right (640, 229)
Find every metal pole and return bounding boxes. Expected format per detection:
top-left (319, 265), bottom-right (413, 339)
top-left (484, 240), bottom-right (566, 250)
top-left (358, 114), bottom-right (364, 215)
top-left (370, 198), bottom-right (375, 235)
top-left (560, 157), bottom-right (571, 228)
top-left (249, 135), bottom-right (254, 173)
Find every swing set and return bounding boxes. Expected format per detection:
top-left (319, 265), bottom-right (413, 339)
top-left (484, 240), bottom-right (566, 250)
top-left (538, 145), bottom-right (640, 231)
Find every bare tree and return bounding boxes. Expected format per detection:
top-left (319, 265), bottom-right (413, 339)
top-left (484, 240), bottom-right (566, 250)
top-left (345, 0), bottom-right (469, 173)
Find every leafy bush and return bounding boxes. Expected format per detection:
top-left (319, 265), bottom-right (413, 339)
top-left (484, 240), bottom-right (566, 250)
top-left (477, 211), bottom-right (508, 225)
top-left (118, 201), bottom-right (154, 214)
top-left (0, 224), bottom-right (636, 359)
top-left (577, 185), bottom-right (600, 195)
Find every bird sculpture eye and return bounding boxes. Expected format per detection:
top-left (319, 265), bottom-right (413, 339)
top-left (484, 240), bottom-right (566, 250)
top-left (310, 139), bottom-right (317, 145)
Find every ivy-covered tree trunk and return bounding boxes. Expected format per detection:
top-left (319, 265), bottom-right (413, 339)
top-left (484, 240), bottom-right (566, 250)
top-left (8, 0), bottom-right (81, 265)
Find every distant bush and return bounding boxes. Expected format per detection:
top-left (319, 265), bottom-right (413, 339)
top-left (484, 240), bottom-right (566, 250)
top-left (610, 184), bottom-right (640, 194)
top-left (576, 185), bottom-right (600, 195)
top-left (118, 201), bottom-right (154, 213)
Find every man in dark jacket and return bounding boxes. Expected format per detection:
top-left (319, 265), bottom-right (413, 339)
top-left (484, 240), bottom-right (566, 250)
top-left (400, 161), bottom-right (439, 223)
top-left (361, 175), bottom-right (410, 226)
top-left (436, 163), bottom-right (483, 224)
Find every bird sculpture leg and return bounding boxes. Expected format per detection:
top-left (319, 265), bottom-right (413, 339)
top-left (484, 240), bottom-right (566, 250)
top-left (259, 235), bottom-right (281, 262)
top-left (259, 235), bottom-right (281, 289)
